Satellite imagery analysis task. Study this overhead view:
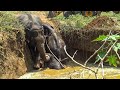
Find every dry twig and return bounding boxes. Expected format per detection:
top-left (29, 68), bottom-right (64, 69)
top-left (84, 30), bottom-right (112, 66)
top-left (64, 45), bottom-right (96, 74)
top-left (95, 40), bottom-right (118, 74)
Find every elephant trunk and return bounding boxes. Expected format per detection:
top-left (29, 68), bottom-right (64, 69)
top-left (35, 35), bottom-right (47, 62)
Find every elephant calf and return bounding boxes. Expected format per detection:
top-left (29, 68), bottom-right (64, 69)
top-left (45, 53), bottom-right (64, 69)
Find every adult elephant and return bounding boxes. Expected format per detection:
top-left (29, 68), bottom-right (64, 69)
top-left (18, 14), bottom-right (47, 69)
top-left (43, 23), bottom-right (68, 66)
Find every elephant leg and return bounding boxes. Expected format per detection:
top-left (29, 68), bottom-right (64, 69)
top-left (33, 52), bottom-right (40, 69)
top-left (36, 50), bottom-right (45, 68)
top-left (34, 35), bottom-right (47, 62)
top-left (29, 45), bottom-right (40, 69)
top-left (37, 43), bottom-right (47, 62)
top-left (26, 42), bottom-right (36, 63)
top-left (26, 41), bottom-right (41, 69)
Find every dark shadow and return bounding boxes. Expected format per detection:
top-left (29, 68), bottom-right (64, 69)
top-left (23, 42), bottom-right (34, 72)
top-left (30, 68), bottom-right (47, 73)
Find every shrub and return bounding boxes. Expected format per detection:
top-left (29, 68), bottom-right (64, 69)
top-left (0, 11), bottom-right (24, 31)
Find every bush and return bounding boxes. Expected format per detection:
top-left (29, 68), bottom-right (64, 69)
top-left (54, 13), bottom-right (97, 28)
top-left (0, 11), bottom-right (24, 31)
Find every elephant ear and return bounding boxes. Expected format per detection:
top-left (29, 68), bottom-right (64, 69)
top-left (43, 23), bottom-right (53, 36)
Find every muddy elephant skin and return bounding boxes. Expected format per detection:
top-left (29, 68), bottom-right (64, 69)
top-left (44, 53), bottom-right (64, 69)
top-left (18, 14), bottom-right (47, 69)
top-left (43, 23), bottom-right (68, 64)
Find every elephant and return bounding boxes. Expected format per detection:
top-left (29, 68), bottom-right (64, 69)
top-left (47, 11), bottom-right (56, 18)
top-left (18, 14), bottom-right (47, 69)
top-left (44, 53), bottom-right (64, 69)
top-left (42, 23), bottom-right (68, 65)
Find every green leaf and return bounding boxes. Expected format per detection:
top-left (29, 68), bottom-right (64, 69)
top-left (109, 35), bottom-right (117, 41)
top-left (117, 43), bottom-right (120, 49)
top-left (94, 56), bottom-right (100, 64)
top-left (114, 35), bottom-right (120, 40)
top-left (94, 51), bottom-right (106, 64)
top-left (113, 45), bottom-right (118, 52)
top-left (92, 35), bottom-right (107, 42)
top-left (108, 35), bottom-right (120, 41)
top-left (106, 55), bottom-right (118, 67)
top-left (113, 43), bottom-right (120, 52)
top-left (105, 59), bottom-right (109, 62)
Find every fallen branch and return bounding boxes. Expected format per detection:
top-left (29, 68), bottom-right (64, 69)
top-left (95, 40), bottom-right (118, 74)
top-left (98, 54), bottom-right (105, 79)
top-left (72, 50), bottom-right (78, 58)
top-left (64, 45), bottom-right (96, 74)
top-left (84, 30), bottom-right (112, 66)
top-left (115, 51), bottom-right (120, 61)
top-left (101, 61), bottom-right (104, 79)
top-left (84, 41), bottom-right (107, 66)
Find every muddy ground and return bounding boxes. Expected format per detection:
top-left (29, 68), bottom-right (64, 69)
top-left (18, 61), bottom-right (120, 79)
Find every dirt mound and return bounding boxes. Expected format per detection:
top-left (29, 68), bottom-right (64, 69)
top-left (84, 16), bottom-right (118, 29)
top-left (0, 30), bottom-right (33, 79)
top-left (61, 27), bottom-right (120, 53)
top-left (59, 16), bottom-right (120, 53)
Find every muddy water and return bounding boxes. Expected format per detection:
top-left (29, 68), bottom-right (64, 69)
top-left (18, 61), bottom-right (120, 79)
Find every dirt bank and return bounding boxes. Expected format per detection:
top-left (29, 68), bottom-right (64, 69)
top-left (0, 30), bottom-right (33, 79)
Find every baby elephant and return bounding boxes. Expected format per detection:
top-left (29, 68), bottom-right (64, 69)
top-left (45, 53), bottom-right (64, 70)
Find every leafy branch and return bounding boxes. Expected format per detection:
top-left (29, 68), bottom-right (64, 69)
top-left (64, 30), bottom-right (120, 79)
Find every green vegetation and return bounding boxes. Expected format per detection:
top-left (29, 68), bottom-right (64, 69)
top-left (101, 11), bottom-right (120, 20)
top-left (54, 11), bottom-right (120, 29)
top-left (54, 14), bottom-right (96, 28)
top-left (0, 11), bottom-right (24, 31)
top-left (54, 11), bottom-right (120, 67)
top-left (0, 11), bottom-right (49, 32)
top-left (93, 34), bottom-right (120, 67)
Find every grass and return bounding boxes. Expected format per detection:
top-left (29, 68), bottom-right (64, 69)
top-left (54, 11), bottom-right (120, 29)
top-left (1, 11), bottom-right (120, 32)
top-left (0, 11), bottom-right (24, 31)
top-left (0, 11), bottom-right (49, 32)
